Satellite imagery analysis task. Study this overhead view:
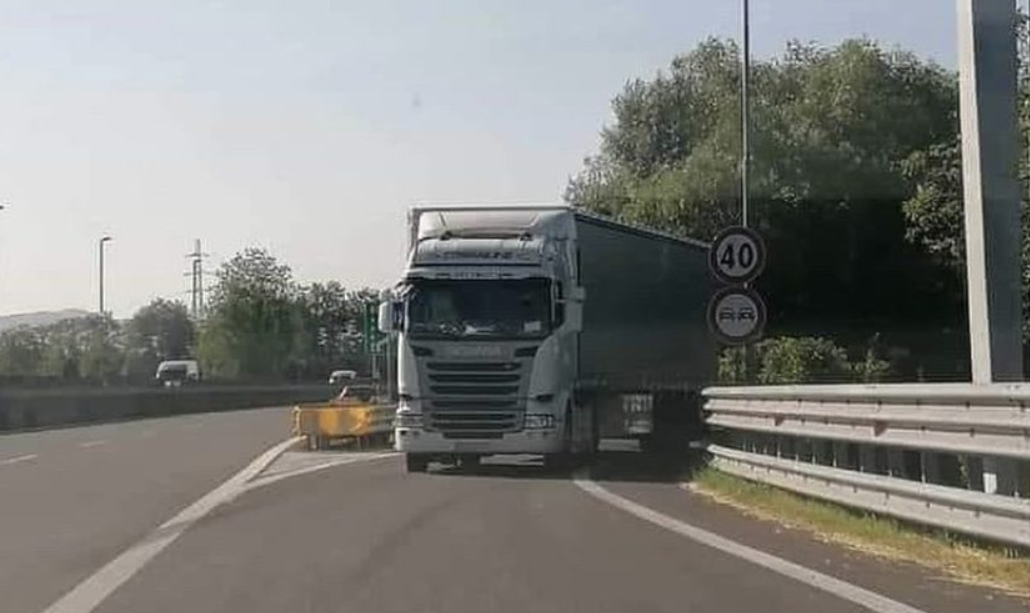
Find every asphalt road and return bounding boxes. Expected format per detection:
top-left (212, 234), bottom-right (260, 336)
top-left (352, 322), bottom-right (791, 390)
top-left (0, 407), bottom-right (290, 613)
top-left (5, 413), bottom-right (1028, 613)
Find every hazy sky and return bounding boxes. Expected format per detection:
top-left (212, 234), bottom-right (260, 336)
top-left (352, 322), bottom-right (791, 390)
top-left (0, 0), bottom-right (985, 316)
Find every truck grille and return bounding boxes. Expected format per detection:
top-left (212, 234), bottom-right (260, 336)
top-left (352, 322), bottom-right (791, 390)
top-left (427, 411), bottom-right (521, 431)
top-left (423, 360), bottom-right (526, 435)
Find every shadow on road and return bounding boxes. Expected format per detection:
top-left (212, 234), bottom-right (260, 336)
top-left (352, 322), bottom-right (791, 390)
top-left (430, 440), bottom-right (706, 485)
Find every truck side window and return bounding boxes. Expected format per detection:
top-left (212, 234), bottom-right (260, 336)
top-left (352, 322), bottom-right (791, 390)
top-left (554, 282), bottom-right (565, 327)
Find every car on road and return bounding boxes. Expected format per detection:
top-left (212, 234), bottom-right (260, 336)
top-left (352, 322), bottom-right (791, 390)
top-left (155, 360), bottom-right (201, 387)
top-left (329, 369), bottom-right (358, 387)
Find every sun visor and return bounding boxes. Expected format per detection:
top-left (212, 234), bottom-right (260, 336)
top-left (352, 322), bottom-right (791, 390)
top-left (411, 237), bottom-right (545, 267)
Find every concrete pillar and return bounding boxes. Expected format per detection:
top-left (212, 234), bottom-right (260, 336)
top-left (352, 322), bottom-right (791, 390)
top-left (957, 0), bottom-right (1024, 494)
top-left (957, 0), bottom-right (1024, 383)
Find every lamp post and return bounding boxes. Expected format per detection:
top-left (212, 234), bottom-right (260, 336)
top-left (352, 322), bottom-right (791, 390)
top-left (98, 236), bottom-right (112, 314)
top-left (741, 0), bottom-right (751, 229)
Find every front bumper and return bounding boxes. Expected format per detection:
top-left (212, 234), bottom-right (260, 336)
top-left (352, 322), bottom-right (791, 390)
top-left (394, 428), bottom-right (563, 455)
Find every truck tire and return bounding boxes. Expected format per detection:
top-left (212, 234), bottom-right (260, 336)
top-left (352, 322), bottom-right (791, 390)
top-left (458, 455), bottom-right (481, 469)
top-left (405, 454), bottom-right (429, 473)
top-left (544, 407), bottom-right (574, 471)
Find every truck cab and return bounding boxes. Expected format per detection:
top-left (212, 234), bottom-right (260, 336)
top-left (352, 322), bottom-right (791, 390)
top-left (382, 209), bottom-right (590, 472)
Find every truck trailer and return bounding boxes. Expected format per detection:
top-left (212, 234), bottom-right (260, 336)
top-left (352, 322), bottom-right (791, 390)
top-left (378, 206), bottom-right (716, 472)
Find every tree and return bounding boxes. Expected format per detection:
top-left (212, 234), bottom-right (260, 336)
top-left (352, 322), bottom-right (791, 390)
top-left (198, 248), bottom-right (300, 380)
top-left (295, 281), bottom-right (351, 377)
top-left (900, 13), bottom-right (1030, 338)
top-left (0, 326), bottom-right (44, 377)
top-left (22, 315), bottom-right (125, 383)
top-left (568, 38), bottom-right (964, 372)
top-left (76, 315), bottom-right (123, 382)
top-left (124, 299), bottom-right (195, 379)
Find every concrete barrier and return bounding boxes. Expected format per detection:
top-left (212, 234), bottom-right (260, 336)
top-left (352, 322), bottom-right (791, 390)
top-left (0, 385), bottom-right (332, 432)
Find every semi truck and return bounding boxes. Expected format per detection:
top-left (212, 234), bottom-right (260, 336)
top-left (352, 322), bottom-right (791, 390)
top-left (378, 206), bottom-right (716, 472)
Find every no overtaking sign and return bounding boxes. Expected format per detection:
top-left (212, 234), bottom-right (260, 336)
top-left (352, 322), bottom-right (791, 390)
top-left (707, 226), bottom-right (767, 345)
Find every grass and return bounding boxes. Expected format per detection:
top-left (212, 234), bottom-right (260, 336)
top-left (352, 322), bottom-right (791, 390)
top-left (690, 467), bottom-right (1030, 599)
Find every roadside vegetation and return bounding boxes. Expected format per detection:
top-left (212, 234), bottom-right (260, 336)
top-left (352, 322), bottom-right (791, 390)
top-left (568, 25), bottom-right (1030, 381)
top-left (691, 468), bottom-right (1030, 598)
top-left (0, 248), bottom-right (382, 385)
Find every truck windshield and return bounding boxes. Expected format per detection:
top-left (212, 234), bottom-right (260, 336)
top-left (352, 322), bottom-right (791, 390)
top-left (406, 279), bottom-right (551, 339)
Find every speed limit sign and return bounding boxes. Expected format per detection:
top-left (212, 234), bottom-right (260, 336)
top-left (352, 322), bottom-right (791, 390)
top-left (709, 226), bottom-right (766, 285)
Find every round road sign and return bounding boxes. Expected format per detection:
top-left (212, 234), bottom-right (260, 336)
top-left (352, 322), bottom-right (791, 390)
top-left (707, 287), bottom-right (767, 345)
top-left (709, 226), bottom-right (766, 285)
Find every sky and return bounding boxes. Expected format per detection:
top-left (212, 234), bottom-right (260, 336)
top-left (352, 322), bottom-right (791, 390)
top-left (0, 0), bottom-right (986, 317)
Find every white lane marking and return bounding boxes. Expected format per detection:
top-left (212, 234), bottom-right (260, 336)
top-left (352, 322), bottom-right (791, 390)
top-left (245, 452), bottom-right (396, 492)
top-left (39, 436), bottom-right (303, 613)
top-left (181, 423), bottom-right (203, 430)
top-left (573, 473), bottom-right (927, 613)
top-left (0, 453), bottom-right (38, 466)
top-left (79, 440), bottom-right (108, 449)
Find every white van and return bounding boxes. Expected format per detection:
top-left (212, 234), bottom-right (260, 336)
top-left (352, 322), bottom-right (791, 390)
top-left (155, 360), bottom-right (201, 386)
top-left (328, 369), bottom-right (358, 386)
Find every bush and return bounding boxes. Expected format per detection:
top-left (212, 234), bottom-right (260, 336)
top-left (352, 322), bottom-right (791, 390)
top-left (718, 336), bottom-right (892, 385)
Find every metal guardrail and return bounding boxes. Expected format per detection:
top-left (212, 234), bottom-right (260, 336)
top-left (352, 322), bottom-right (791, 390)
top-left (709, 444), bottom-right (1030, 548)
top-left (704, 384), bottom-right (1030, 548)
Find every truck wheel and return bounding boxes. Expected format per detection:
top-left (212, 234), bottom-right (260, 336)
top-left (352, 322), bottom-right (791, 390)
top-left (544, 407), bottom-right (574, 471)
top-left (405, 454), bottom-right (429, 473)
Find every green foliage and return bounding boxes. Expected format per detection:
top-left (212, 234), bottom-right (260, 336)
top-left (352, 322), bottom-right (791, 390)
top-left (196, 248), bottom-right (383, 381)
top-left (198, 248), bottom-right (301, 380)
top-left (0, 326), bottom-right (44, 376)
top-left (569, 37), bottom-right (973, 373)
top-left (0, 247), bottom-right (381, 384)
top-left (124, 299), bottom-right (194, 378)
top-left (718, 336), bottom-right (888, 385)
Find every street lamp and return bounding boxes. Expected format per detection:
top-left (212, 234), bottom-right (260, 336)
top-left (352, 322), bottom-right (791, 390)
top-left (98, 236), bottom-right (112, 314)
top-left (740, 0), bottom-right (751, 229)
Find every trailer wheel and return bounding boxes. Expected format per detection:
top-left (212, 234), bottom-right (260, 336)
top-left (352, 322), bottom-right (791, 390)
top-left (405, 454), bottom-right (429, 473)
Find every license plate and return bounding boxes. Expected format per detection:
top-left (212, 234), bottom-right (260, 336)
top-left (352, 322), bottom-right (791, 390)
top-left (454, 441), bottom-right (489, 452)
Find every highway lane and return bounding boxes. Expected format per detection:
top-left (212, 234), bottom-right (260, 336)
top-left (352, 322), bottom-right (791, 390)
top-left (0, 407), bottom-right (292, 613)
top-left (83, 453), bottom-right (1027, 613)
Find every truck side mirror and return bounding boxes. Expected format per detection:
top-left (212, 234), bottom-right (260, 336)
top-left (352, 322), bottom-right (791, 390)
top-left (378, 302), bottom-right (397, 333)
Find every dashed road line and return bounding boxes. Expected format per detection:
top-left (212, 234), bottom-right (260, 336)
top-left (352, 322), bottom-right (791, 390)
top-left (39, 436), bottom-right (302, 613)
top-left (245, 452), bottom-right (396, 492)
top-left (79, 440), bottom-right (108, 449)
top-left (0, 453), bottom-right (38, 467)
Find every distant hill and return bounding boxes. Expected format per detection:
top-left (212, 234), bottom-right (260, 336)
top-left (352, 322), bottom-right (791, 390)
top-left (0, 309), bottom-right (92, 334)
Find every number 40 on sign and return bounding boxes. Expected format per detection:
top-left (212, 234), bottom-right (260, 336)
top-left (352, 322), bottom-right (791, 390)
top-left (708, 226), bottom-right (766, 285)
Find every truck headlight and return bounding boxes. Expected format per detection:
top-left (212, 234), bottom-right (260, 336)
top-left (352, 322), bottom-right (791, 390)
top-left (524, 414), bottom-right (556, 430)
top-left (395, 412), bottom-right (423, 428)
